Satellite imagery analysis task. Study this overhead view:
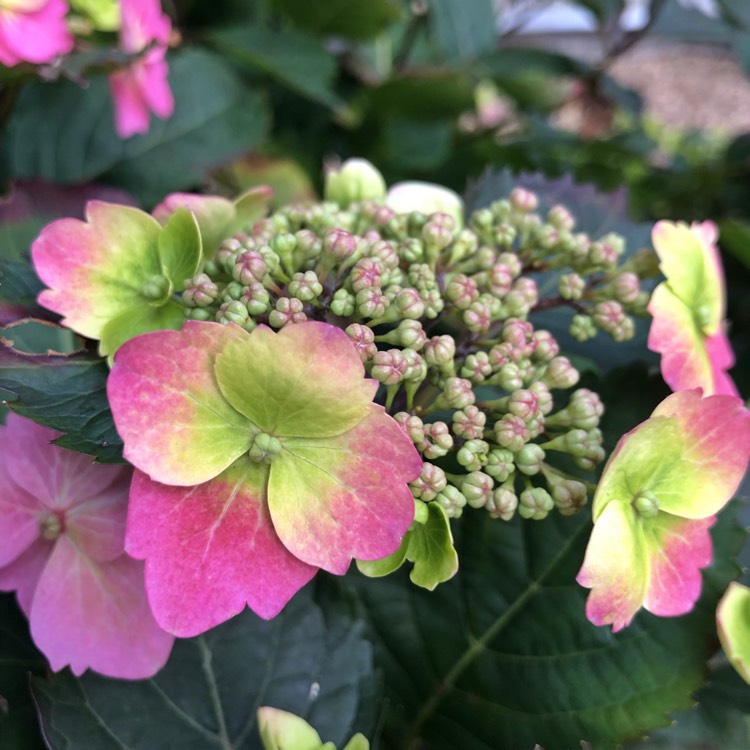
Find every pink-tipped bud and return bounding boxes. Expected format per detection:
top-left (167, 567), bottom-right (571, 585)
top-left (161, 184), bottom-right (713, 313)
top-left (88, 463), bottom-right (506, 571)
top-left (345, 323), bottom-right (377, 363)
top-left (371, 348), bottom-right (409, 385)
top-left (452, 404), bottom-right (487, 440)
top-left (494, 414), bottom-right (530, 452)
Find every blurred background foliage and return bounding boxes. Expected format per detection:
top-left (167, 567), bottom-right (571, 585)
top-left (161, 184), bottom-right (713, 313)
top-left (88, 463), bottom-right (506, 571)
top-left (2, 1), bottom-right (750, 748)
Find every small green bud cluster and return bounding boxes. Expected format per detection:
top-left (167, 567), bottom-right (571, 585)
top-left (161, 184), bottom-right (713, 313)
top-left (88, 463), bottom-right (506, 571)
top-left (181, 183), bottom-right (646, 526)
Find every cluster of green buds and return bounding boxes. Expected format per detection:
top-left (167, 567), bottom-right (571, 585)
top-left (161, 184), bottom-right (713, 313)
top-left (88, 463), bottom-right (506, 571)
top-left (177, 163), bottom-right (652, 527)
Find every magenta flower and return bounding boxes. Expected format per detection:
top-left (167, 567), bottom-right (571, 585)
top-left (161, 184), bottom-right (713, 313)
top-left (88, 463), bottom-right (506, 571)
top-left (0, 0), bottom-right (73, 67)
top-left (108, 0), bottom-right (174, 139)
top-left (107, 320), bottom-right (422, 637)
top-left (647, 221), bottom-right (738, 396)
top-left (577, 390), bottom-right (750, 632)
top-left (0, 414), bottom-right (173, 678)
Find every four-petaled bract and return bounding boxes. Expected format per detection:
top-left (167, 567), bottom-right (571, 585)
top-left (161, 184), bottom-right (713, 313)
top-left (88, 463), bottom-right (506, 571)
top-left (0, 414), bottom-right (173, 678)
top-left (0, 0), bottom-right (73, 67)
top-left (577, 389), bottom-right (750, 632)
top-left (107, 320), bottom-right (422, 637)
top-left (647, 221), bottom-right (738, 396)
top-left (108, 0), bottom-right (174, 138)
top-left (32, 199), bottom-right (201, 359)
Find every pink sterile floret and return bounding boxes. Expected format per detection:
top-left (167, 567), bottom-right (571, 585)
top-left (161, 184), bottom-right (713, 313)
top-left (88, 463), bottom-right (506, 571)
top-left (0, 414), bottom-right (173, 678)
top-left (107, 320), bottom-right (422, 637)
top-left (0, 0), bottom-right (73, 67)
top-left (108, 0), bottom-right (174, 138)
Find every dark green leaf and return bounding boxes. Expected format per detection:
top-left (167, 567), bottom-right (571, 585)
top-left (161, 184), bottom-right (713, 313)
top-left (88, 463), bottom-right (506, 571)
top-left (380, 119), bottom-right (453, 171)
top-left (0, 594), bottom-right (47, 750)
top-left (0, 343), bottom-right (123, 462)
top-left (8, 49), bottom-right (270, 207)
top-left (717, 220), bottom-right (750, 267)
top-left (351, 503), bottom-right (742, 750)
top-left (0, 261), bottom-right (44, 319)
top-left (34, 592), bottom-right (374, 750)
top-left (427, 0), bottom-right (497, 62)
top-left (269, 0), bottom-right (403, 40)
top-left (209, 26), bottom-right (340, 107)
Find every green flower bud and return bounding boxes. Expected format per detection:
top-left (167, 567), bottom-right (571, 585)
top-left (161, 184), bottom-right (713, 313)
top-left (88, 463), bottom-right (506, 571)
top-left (187, 307), bottom-right (212, 321)
top-left (349, 258), bottom-right (384, 293)
top-left (495, 363), bottom-right (523, 392)
top-left (323, 228), bottom-right (356, 260)
top-left (441, 377), bottom-right (475, 409)
top-left (410, 462), bottom-right (447, 501)
top-left (345, 323), bottom-right (377, 363)
top-left (424, 335), bottom-right (456, 370)
top-left (182, 273), bottom-right (219, 307)
top-left (494, 414), bottom-right (530, 452)
top-left (394, 412), bottom-right (425, 445)
top-left (487, 485), bottom-right (518, 520)
top-left (396, 319), bottom-right (427, 350)
top-left (356, 288), bottom-right (389, 318)
top-left (510, 187), bottom-right (538, 213)
top-left (217, 299), bottom-right (251, 328)
top-left (142, 274), bottom-right (171, 302)
top-left (398, 238), bottom-right (424, 264)
top-left (368, 239), bottom-right (399, 270)
top-left (485, 448), bottom-right (515, 482)
top-left (612, 272), bottom-right (640, 304)
top-left (463, 300), bottom-right (491, 333)
top-left (395, 287), bottom-right (426, 320)
top-left (248, 432), bottom-right (282, 463)
top-left (422, 421), bottom-right (453, 458)
top-left (486, 263), bottom-right (513, 296)
top-left (543, 356), bottom-right (580, 389)
top-left (324, 158), bottom-right (387, 207)
top-left (518, 487), bottom-right (554, 520)
top-left (550, 478), bottom-right (588, 516)
top-left (289, 270), bottom-right (323, 302)
top-left (558, 273), bottom-right (585, 301)
top-left (294, 229), bottom-right (322, 261)
top-left (634, 490), bottom-right (659, 518)
top-left (371, 348), bottom-right (408, 385)
top-left (420, 288), bottom-right (444, 319)
top-left (514, 443), bottom-right (545, 475)
top-left (461, 352), bottom-right (492, 383)
top-left (233, 250), bottom-right (268, 285)
top-left (268, 297), bottom-right (307, 328)
top-left (452, 405), bottom-right (487, 440)
top-left (445, 274), bottom-right (479, 310)
top-left (330, 288), bottom-right (356, 317)
top-left (457, 438), bottom-right (490, 472)
top-left (462, 471), bottom-right (494, 509)
top-left (240, 282), bottom-right (271, 316)
top-left (435, 485), bottom-right (467, 519)
top-left (548, 204), bottom-right (575, 231)
top-left (569, 314), bottom-right (597, 342)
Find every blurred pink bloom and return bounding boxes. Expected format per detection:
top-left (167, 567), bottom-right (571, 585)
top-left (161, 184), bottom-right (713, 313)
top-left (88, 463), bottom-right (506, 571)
top-left (0, 414), bottom-right (173, 678)
top-left (108, 0), bottom-right (174, 139)
top-left (0, 0), bottom-right (73, 67)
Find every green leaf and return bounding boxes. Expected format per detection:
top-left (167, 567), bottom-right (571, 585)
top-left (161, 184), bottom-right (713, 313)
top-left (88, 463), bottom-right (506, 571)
top-left (209, 26), bottom-right (340, 107)
top-left (0, 343), bottom-right (123, 462)
top-left (158, 208), bottom-right (203, 290)
top-left (427, 0), bottom-right (496, 62)
top-left (350, 503), bottom-right (742, 750)
top-left (34, 593), bottom-right (375, 750)
top-left (268, 0), bottom-right (403, 40)
top-left (380, 119), bottom-right (453, 171)
top-left (8, 49), bottom-right (270, 207)
top-left (0, 260), bottom-right (44, 317)
top-left (405, 502), bottom-right (458, 590)
top-left (0, 594), bottom-right (47, 750)
top-left (718, 219), bottom-right (750, 268)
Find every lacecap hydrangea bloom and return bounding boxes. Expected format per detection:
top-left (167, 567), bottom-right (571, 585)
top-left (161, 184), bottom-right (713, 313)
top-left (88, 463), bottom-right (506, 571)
top-left (0, 414), bottom-right (173, 678)
top-left (107, 319), bottom-right (422, 637)
top-left (577, 389), bottom-right (750, 631)
top-left (108, 0), bottom-right (174, 138)
top-left (647, 221), bottom-right (738, 396)
top-left (0, 0), bottom-right (73, 67)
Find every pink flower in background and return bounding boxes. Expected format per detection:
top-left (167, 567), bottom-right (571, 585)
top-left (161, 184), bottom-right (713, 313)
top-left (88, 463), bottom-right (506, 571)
top-left (0, 414), bottom-right (173, 678)
top-left (108, 0), bottom-right (174, 138)
top-left (0, 0), bottom-right (73, 67)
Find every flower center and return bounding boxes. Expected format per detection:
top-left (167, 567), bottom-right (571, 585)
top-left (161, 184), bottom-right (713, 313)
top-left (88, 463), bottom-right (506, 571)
top-left (142, 274), bottom-right (171, 302)
top-left (694, 303), bottom-right (713, 333)
top-left (633, 491), bottom-right (659, 518)
top-left (39, 511), bottom-right (64, 540)
top-left (248, 432), bottom-right (282, 464)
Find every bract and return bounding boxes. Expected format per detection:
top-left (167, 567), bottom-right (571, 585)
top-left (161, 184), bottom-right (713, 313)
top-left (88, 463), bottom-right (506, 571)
top-left (717, 582), bottom-right (750, 684)
top-left (0, 0), bottom-right (73, 67)
top-left (577, 389), bottom-right (750, 631)
top-left (107, 320), bottom-right (422, 636)
top-left (647, 221), bottom-right (738, 395)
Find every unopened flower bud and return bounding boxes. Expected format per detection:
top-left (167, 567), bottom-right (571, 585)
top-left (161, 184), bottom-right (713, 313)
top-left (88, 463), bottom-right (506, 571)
top-left (345, 323), bottom-right (377, 363)
top-left (496, 362), bottom-right (524, 392)
top-left (394, 412), bottom-right (425, 445)
top-left (323, 228), bottom-right (356, 260)
top-left (569, 314), bottom-right (597, 342)
top-left (460, 352), bottom-right (492, 383)
top-left (233, 250), bottom-right (268, 285)
top-left (548, 204), bottom-right (575, 231)
top-left (349, 258), bottom-right (384, 293)
top-left (543, 356), bottom-right (580, 389)
top-left (420, 288), bottom-right (444, 319)
top-left (558, 273), bottom-right (585, 301)
top-left (487, 263), bottom-right (513, 296)
top-left (446, 274), bottom-right (479, 310)
top-left (634, 490), bottom-right (659, 518)
top-left (441, 377), bottom-right (475, 409)
top-left (289, 270), bottom-right (323, 302)
top-left (494, 414), bottom-right (530, 452)
top-left (371, 348), bottom-right (408, 385)
top-left (248, 432), bottom-right (282, 463)
top-left (436, 485), bottom-right (467, 519)
top-left (269, 297), bottom-right (307, 328)
top-left (452, 405), bottom-right (487, 440)
top-left (423, 421), bottom-right (453, 459)
top-left (424, 335), bottom-right (456, 370)
top-left (410, 462), bottom-right (447, 501)
top-left (550, 479), bottom-right (587, 516)
top-left (217, 299), bottom-right (251, 328)
top-left (532, 330), bottom-right (559, 362)
top-left (182, 273), bottom-right (219, 307)
top-left (457, 439), bottom-right (490, 472)
top-left (462, 471), bottom-right (494, 509)
top-left (510, 187), bottom-right (538, 213)
top-left (612, 272), bottom-right (640, 304)
top-left (485, 448), bottom-right (515, 482)
top-left (329, 288), bottom-right (355, 317)
top-left (463, 300), bottom-right (491, 333)
top-left (239, 282), bottom-right (270, 315)
top-left (369, 239), bottom-right (399, 269)
top-left (143, 274), bottom-right (170, 301)
top-left (324, 158), bottom-right (387, 207)
top-left (518, 487), bottom-right (554, 520)
top-left (529, 381), bottom-right (553, 415)
top-left (395, 287), bottom-right (426, 320)
top-left (514, 443), bottom-right (544, 475)
top-left (507, 389), bottom-right (540, 422)
top-left (568, 388), bottom-right (604, 430)
top-left (487, 486), bottom-right (518, 520)
top-left (356, 288), bottom-right (389, 318)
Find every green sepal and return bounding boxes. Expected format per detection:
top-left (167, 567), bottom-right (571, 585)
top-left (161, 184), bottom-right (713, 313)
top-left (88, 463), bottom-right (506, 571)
top-left (99, 301), bottom-right (186, 362)
top-left (158, 208), bottom-right (203, 291)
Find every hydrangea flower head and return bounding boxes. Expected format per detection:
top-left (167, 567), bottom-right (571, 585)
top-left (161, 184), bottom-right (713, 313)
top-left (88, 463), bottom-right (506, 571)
top-left (107, 320), bottom-right (422, 637)
top-left (577, 389), bottom-right (750, 631)
top-left (108, 0), bottom-right (174, 138)
top-left (0, 0), bottom-right (73, 67)
top-left (32, 200), bottom-right (202, 358)
top-left (0, 414), bottom-right (173, 678)
top-left (647, 221), bottom-right (738, 396)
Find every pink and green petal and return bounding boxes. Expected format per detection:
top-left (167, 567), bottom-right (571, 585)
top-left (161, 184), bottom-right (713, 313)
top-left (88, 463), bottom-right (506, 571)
top-left (703, 330), bottom-right (739, 396)
top-left (717, 582), bottom-right (750, 684)
top-left (108, 321), bottom-right (254, 486)
top-left (651, 221), bottom-right (722, 331)
top-left (0, 538), bottom-right (53, 616)
top-left (157, 207), bottom-right (202, 290)
top-left (270, 406), bottom-right (421, 573)
top-left (2, 413), bottom-right (124, 513)
top-left (32, 201), bottom-right (163, 340)
top-left (577, 501), bottom-right (648, 632)
top-left (215, 322), bottom-right (377, 439)
top-left (126, 463), bottom-right (317, 637)
top-left (29, 536), bottom-right (174, 678)
top-left (642, 513), bottom-right (714, 617)
top-left (0, 0), bottom-right (73, 67)
top-left (651, 390), bottom-right (750, 517)
top-left (592, 390), bottom-right (750, 522)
